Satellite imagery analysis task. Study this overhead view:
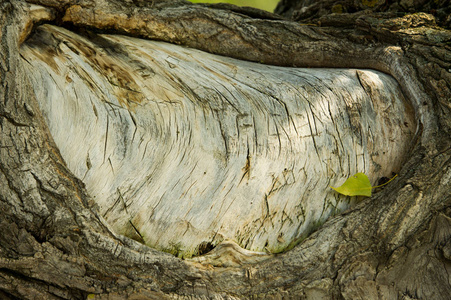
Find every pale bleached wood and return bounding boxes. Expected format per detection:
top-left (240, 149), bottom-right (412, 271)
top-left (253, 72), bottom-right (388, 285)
top-left (2, 0), bottom-right (451, 299)
top-left (21, 24), bottom-right (415, 258)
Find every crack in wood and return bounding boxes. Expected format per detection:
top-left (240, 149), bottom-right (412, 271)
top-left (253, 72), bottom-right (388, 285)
top-left (21, 24), bottom-right (416, 256)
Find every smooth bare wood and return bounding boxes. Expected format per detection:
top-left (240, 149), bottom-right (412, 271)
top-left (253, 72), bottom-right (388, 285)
top-left (1, 0), bottom-right (450, 299)
top-left (21, 24), bottom-right (414, 257)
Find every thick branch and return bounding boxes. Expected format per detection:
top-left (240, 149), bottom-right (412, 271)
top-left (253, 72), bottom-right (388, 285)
top-left (1, 0), bottom-right (450, 299)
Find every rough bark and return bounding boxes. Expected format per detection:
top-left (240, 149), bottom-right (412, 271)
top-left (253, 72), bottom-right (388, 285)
top-left (0, 0), bottom-right (450, 299)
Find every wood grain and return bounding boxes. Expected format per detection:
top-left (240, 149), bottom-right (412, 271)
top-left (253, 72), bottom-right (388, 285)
top-left (20, 24), bottom-right (415, 257)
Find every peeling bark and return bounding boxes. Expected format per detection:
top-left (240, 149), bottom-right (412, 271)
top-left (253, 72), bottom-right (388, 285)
top-left (1, 0), bottom-right (450, 299)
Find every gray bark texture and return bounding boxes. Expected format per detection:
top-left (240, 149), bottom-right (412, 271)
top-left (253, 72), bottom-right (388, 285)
top-left (1, 0), bottom-right (450, 299)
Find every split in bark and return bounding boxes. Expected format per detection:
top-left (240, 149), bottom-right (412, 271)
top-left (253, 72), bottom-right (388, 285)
top-left (0, 0), bottom-right (450, 299)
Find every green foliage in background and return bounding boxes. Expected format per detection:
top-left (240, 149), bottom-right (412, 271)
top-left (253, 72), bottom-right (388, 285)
top-left (189, 0), bottom-right (279, 12)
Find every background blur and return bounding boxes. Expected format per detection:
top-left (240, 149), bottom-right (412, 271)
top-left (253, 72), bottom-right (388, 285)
top-left (189, 0), bottom-right (280, 12)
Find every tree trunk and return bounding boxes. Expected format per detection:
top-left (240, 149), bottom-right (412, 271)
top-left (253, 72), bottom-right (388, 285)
top-left (1, 0), bottom-right (450, 299)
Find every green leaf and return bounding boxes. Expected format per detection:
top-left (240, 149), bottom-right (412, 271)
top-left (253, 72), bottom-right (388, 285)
top-left (330, 173), bottom-right (372, 197)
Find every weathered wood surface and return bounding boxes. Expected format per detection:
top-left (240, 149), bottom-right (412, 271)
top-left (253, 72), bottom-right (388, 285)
top-left (21, 24), bottom-right (414, 257)
top-left (1, 0), bottom-right (450, 299)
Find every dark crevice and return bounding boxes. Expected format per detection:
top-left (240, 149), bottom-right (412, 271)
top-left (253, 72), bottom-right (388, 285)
top-left (0, 289), bottom-right (22, 300)
top-left (196, 241), bottom-right (214, 256)
top-left (0, 268), bottom-right (84, 300)
top-left (201, 3), bottom-right (285, 21)
top-left (0, 112), bottom-right (30, 127)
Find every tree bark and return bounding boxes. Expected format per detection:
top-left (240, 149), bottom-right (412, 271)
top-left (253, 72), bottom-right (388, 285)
top-left (1, 0), bottom-right (450, 299)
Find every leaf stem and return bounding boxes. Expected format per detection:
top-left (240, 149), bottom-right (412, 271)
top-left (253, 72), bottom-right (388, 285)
top-left (372, 174), bottom-right (398, 189)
